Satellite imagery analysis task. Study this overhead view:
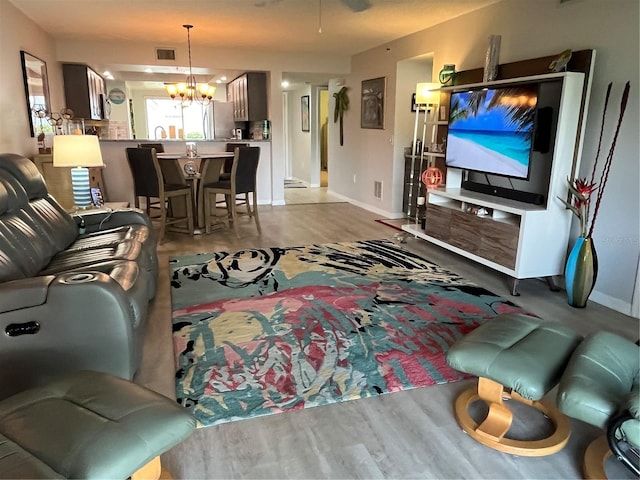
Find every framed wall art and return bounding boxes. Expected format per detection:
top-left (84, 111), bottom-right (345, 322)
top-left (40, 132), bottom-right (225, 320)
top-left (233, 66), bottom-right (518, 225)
top-left (301, 95), bottom-right (310, 132)
top-left (20, 51), bottom-right (51, 138)
top-left (361, 77), bottom-right (385, 129)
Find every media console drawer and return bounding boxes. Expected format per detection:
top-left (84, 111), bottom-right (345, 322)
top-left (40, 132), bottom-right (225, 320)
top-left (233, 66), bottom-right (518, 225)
top-left (425, 201), bottom-right (519, 269)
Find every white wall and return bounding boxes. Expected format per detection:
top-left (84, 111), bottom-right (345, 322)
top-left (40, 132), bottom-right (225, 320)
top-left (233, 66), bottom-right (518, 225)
top-left (327, 0), bottom-right (639, 316)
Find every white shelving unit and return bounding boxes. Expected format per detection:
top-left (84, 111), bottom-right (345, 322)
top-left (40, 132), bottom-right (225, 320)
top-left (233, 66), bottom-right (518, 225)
top-left (403, 71), bottom-right (586, 293)
top-left (405, 98), bottom-right (449, 221)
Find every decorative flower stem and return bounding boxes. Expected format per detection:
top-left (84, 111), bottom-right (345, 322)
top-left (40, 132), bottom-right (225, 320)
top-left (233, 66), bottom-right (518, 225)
top-left (559, 82), bottom-right (631, 240)
top-left (587, 81), bottom-right (630, 238)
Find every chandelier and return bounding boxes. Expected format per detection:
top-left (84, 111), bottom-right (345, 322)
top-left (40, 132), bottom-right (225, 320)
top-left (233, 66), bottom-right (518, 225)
top-left (165, 25), bottom-right (216, 106)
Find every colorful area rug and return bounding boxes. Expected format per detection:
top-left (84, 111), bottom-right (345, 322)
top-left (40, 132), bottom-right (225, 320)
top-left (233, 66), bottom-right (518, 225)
top-left (170, 239), bottom-right (528, 427)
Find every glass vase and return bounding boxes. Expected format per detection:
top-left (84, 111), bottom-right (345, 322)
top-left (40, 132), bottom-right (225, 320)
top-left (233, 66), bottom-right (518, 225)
top-left (564, 236), bottom-right (598, 308)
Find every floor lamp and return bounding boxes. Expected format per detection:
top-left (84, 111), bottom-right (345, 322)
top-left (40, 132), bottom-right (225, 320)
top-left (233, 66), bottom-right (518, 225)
top-left (53, 135), bottom-right (104, 210)
top-left (409, 82), bottom-right (439, 222)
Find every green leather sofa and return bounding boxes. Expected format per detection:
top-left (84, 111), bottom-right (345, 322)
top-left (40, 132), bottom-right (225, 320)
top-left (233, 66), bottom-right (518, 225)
top-left (0, 153), bottom-right (159, 400)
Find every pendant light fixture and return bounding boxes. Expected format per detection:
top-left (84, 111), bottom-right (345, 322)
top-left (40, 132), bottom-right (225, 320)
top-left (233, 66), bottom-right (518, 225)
top-left (165, 25), bottom-right (216, 107)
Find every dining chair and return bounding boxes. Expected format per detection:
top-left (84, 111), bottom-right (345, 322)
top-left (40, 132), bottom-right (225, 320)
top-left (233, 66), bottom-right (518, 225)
top-left (134, 143), bottom-right (165, 213)
top-left (125, 147), bottom-right (194, 243)
top-left (220, 142), bottom-right (250, 180)
top-left (197, 155), bottom-right (227, 231)
top-left (216, 142), bottom-right (251, 211)
top-left (138, 143), bottom-right (165, 153)
top-left (203, 146), bottom-right (261, 237)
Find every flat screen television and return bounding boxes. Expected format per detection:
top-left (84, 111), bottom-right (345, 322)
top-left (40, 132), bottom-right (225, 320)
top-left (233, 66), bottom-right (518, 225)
top-left (445, 84), bottom-right (538, 179)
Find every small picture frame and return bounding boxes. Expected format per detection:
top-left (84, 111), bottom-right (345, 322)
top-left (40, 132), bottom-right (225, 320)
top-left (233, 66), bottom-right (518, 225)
top-left (91, 187), bottom-right (104, 207)
top-left (301, 95), bottom-right (310, 132)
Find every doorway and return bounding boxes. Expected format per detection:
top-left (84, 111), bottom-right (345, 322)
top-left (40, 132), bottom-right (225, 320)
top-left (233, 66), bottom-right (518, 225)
top-left (319, 89), bottom-right (329, 187)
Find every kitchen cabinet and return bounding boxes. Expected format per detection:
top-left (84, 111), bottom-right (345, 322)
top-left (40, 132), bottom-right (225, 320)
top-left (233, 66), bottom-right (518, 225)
top-left (63, 64), bottom-right (106, 120)
top-left (227, 72), bottom-right (267, 122)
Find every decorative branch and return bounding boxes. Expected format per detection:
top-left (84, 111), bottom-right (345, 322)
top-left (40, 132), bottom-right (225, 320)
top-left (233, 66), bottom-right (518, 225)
top-left (587, 81), bottom-right (631, 238)
top-left (333, 86), bottom-right (349, 146)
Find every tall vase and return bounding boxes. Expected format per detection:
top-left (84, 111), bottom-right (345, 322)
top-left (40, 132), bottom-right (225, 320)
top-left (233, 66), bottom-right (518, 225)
top-left (564, 236), bottom-right (598, 308)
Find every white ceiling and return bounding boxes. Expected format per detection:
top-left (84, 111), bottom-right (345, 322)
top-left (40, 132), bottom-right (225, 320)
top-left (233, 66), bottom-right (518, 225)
top-left (10, 0), bottom-right (498, 88)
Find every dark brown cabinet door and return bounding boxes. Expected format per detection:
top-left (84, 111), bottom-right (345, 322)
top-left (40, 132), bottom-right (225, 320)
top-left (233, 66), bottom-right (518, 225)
top-left (63, 64), bottom-right (105, 120)
top-left (227, 72), bottom-right (267, 122)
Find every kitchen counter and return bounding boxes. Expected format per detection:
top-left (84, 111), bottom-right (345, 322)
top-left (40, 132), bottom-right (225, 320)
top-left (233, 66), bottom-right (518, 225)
top-left (98, 139), bottom-right (273, 207)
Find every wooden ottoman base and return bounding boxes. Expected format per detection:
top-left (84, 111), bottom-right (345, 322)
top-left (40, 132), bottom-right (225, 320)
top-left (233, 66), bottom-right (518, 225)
top-left (583, 435), bottom-right (612, 479)
top-left (454, 377), bottom-right (571, 456)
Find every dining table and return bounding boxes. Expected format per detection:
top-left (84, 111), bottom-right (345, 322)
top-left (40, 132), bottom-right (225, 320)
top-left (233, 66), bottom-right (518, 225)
top-left (156, 152), bottom-right (233, 231)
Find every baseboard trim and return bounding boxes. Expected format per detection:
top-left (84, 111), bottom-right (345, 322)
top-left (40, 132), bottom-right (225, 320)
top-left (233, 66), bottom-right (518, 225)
top-left (325, 191), bottom-right (405, 219)
top-left (589, 290), bottom-right (634, 317)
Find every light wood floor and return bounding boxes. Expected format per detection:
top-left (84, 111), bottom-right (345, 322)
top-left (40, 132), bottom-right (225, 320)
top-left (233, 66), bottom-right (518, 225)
top-left (137, 198), bottom-right (638, 479)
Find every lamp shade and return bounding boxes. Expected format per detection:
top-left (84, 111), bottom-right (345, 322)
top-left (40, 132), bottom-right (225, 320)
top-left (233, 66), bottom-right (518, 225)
top-left (53, 135), bottom-right (104, 168)
top-left (415, 82), bottom-right (440, 105)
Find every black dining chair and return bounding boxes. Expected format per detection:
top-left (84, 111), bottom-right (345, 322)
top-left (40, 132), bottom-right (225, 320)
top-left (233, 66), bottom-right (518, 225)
top-left (220, 142), bottom-right (250, 180)
top-left (197, 156), bottom-right (227, 231)
top-left (203, 146), bottom-right (261, 237)
top-left (126, 147), bottom-right (194, 243)
top-left (138, 142), bottom-right (165, 153)
top-left (134, 143), bottom-right (165, 213)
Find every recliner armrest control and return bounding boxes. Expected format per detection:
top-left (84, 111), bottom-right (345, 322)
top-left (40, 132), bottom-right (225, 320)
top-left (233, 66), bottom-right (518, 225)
top-left (5, 321), bottom-right (40, 337)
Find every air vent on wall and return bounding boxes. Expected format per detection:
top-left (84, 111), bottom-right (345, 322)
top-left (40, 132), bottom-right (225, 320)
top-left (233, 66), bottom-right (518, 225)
top-left (156, 48), bottom-right (176, 61)
top-left (374, 181), bottom-right (383, 200)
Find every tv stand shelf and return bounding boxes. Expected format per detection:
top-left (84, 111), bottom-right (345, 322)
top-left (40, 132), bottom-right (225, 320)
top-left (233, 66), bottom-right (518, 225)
top-left (402, 187), bottom-right (571, 283)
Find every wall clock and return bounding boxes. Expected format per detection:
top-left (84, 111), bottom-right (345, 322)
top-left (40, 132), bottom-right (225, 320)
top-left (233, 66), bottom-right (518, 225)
top-left (108, 88), bottom-right (126, 105)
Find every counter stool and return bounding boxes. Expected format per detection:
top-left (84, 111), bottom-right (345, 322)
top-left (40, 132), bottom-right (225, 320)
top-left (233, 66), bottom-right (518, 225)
top-left (446, 313), bottom-right (583, 456)
top-left (0, 370), bottom-right (196, 479)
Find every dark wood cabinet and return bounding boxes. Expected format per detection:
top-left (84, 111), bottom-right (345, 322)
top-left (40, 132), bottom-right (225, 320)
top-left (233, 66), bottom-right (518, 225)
top-left (63, 64), bottom-right (105, 120)
top-left (227, 72), bottom-right (267, 122)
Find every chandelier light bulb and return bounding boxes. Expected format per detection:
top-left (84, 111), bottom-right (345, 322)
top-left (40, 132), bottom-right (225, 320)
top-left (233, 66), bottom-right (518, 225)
top-left (166, 84), bottom-right (178, 98)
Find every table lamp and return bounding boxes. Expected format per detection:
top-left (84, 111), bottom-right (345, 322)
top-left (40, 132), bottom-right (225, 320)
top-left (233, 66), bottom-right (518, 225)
top-left (53, 135), bottom-right (104, 209)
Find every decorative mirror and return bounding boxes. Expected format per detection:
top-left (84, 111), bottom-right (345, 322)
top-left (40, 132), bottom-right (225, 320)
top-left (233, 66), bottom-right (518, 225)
top-left (20, 51), bottom-right (51, 137)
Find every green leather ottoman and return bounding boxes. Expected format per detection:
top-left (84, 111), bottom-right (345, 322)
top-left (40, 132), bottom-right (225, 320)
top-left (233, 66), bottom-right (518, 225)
top-left (0, 370), bottom-right (196, 479)
top-left (446, 313), bottom-right (583, 456)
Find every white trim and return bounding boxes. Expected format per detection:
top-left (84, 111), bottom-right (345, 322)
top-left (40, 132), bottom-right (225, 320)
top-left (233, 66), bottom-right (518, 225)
top-left (589, 290), bottom-right (633, 317)
top-left (326, 190), bottom-right (405, 219)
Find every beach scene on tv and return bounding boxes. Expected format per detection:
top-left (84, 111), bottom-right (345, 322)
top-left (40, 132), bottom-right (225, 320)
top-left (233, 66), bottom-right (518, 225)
top-left (446, 85), bottom-right (538, 179)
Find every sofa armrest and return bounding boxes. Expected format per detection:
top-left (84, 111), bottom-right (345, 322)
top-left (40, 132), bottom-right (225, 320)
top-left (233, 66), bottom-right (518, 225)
top-left (76, 208), bottom-right (152, 233)
top-left (0, 272), bottom-right (138, 400)
top-left (0, 276), bottom-right (55, 314)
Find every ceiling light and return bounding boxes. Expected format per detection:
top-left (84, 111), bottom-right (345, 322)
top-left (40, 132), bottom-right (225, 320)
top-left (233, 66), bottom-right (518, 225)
top-left (220, 76), bottom-right (227, 81)
top-left (144, 68), bottom-right (153, 73)
top-left (281, 81), bottom-right (289, 88)
top-left (165, 25), bottom-right (216, 107)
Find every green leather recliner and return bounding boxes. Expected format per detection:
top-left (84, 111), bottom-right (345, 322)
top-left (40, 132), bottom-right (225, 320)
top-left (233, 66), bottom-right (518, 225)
top-left (557, 330), bottom-right (640, 478)
top-left (0, 370), bottom-right (196, 479)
